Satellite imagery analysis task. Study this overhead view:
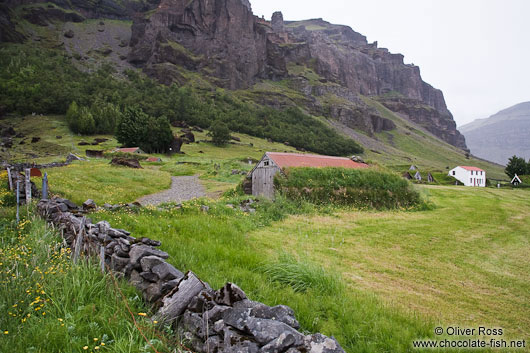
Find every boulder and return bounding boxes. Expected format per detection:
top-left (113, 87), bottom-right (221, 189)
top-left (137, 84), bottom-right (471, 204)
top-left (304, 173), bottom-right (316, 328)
top-left (129, 244), bottom-right (169, 267)
top-left (250, 304), bottom-right (300, 330)
top-left (66, 153), bottom-right (84, 163)
top-left (82, 199), bottom-right (96, 210)
top-left (152, 262), bottom-right (184, 281)
top-left (303, 333), bottom-right (345, 353)
top-left (64, 29), bottom-right (74, 38)
top-left (244, 317), bottom-right (304, 346)
top-left (110, 157), bottom-right (142, 169)
top-left (215, 282), bottom-right (247, 306)
top-left (111, 254), bottom-right (130, 272)
top-left (154, 271), bottom-right (207, 323)
top-left (140, 255), bottom-right (165, 272)
top-left (140, 271), bottom-right (159, 283)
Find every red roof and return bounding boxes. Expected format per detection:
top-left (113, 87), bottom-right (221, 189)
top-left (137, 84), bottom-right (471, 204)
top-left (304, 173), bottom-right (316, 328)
top-left (117, 147), bottom-right (140, 153)
top-left (267, 152), bottom-right (369, 169)
top-left (146, 157), bottom-right (161, 162)
top-left (459, 166), bottom-right (485, 172)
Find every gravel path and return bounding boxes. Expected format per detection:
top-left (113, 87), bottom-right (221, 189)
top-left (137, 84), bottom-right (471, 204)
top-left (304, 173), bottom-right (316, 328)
top-left (137, 175), bottom-right (205, 206)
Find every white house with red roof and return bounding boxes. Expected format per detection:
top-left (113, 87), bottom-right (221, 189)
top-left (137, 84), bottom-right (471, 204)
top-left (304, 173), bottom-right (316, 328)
top-left (448, 166), bottom-right (486, 187)
top-left (249, 152), bottom-right (369, 198)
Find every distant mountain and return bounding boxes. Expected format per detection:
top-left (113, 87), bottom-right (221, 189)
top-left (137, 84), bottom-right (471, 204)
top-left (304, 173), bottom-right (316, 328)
top-left (460, 102), bottom-right (530, 165)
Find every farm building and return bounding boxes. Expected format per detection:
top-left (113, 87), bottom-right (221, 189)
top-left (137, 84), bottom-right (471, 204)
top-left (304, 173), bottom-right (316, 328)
top-left (114, 147), bottom-right (145, 154)
top-left (249, 152), bottom-right (369, 198)
top-left (448, 166), bottom-right (486, 187)
top-left (511, 174), bottom-right (522, 186)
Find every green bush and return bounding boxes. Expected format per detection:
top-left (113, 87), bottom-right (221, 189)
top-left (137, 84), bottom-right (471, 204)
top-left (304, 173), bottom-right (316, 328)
top-left (208, 120), bottom-right (231, 146)
top-left (275, 167), bottom-right (423, 209)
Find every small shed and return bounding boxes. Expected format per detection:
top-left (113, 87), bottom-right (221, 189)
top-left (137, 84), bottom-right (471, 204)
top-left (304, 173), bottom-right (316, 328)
top-left (414, 171), bottom-right (422, 181)
top-left (115, 147), bottom-right (145, 154)
top-left (511, 174), bottom-right (522, 186)
top-left (249, 152), bottom-right (369, 199)
top-left (409, 165), bottom-right (418, 171)
top-left (402, 171), bottom-right (413, 180)
top-left (427, 173), bottom-right (435, 183)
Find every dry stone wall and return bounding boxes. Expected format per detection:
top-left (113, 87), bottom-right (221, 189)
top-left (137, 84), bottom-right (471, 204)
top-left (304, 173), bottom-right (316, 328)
top-left (37, 197), bottom-right (345, 353)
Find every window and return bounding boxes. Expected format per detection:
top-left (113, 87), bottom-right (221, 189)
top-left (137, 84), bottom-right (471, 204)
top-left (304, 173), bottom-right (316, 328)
top-left (264, 161), bottom-right (269, 166)
top-left (452, 171), bottom-right (456, 176)
top-left (470, 178), bottom-right (472, 184)
top-left (471, 171), bottom-right (474, 175)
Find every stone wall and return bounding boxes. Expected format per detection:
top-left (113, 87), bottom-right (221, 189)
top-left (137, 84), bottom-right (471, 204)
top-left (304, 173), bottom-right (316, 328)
top-left (37, 197), bottom-right (345, 353)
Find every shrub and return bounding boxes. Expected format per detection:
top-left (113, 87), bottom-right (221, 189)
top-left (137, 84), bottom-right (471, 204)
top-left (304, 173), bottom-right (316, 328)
top-left (208, 120), bottom-right (231, 146)
top-left (275, 167), bottom-right (423, 209)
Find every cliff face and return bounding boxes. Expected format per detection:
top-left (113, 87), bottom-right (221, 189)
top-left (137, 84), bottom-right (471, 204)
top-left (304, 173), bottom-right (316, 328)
top-left (1, 0), bottom-right (466, 149)
top-left (128, 1), bottom-right (466, 149)
top-left (129, 0), bottom-right (268, 89)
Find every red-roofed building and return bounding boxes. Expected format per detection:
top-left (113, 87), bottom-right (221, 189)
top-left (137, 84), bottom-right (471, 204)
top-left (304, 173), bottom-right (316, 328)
top-left (448, 166), bottom-right (486, 187)
top-left (114, 147), bottom-right (145, 154)
top-left (249, 152), bottom-right (369, 198)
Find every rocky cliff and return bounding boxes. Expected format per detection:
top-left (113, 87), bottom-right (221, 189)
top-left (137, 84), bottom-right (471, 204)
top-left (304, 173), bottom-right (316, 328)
top-left (128, 0), bottom-right (467, 149)
top-left (0, 0), bottom-right (467, 149)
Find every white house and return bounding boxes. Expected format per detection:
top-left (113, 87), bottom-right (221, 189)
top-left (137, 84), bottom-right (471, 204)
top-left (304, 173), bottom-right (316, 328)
top-left (448, 166), bottom-right (486, 187)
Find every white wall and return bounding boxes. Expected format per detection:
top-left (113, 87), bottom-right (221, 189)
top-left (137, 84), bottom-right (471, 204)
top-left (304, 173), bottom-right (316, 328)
top-left (448, 167), bottom-right (486, 187)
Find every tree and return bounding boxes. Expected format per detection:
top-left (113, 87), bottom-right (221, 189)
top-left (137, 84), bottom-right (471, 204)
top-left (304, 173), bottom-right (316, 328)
top-left (66, 101), bottom-right (79, 133)
top-left (77, 106), bottom-right (95, 134)
top-left (208, 120), bottom-right (231, 146)
top-left (116, 106), bottom-right (150, 148)
top-left (116, 106), bottom-right (173, 153)
top-left (145, 116), bottom-right (174, 153)
top-left (505, 155), bottom-right (528, 178)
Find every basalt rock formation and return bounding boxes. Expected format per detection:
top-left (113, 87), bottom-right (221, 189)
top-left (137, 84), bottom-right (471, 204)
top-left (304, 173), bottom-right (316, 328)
top-left (0, 0), bottom-right (467, 149)
top-left (128, 0), bottom-right (467, 149)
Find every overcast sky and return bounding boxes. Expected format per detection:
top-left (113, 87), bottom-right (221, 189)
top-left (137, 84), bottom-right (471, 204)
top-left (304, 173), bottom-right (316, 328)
top-left (250, 0), bottom-right (530, 126)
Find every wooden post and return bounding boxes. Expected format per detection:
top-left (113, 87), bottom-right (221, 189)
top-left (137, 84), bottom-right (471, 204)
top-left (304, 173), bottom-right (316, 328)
top-left (24, 168), bottom-right (31, 203)
top-left (6, 167), bottom-right (13, 191)
top-left (100, 245), bottom-right (105, 273)
top-left (73, 217), bottom-right (86, 264)
top-left (42, 173), bottom-right (49, 199)
top-left (16, 180), bottom-right (20, 224)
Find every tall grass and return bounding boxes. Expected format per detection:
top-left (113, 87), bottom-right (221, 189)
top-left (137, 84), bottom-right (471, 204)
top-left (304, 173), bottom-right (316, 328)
top-left (260, 253), bottom-right (342, 293)
top-left (0, 213), bottom-right (177, 353)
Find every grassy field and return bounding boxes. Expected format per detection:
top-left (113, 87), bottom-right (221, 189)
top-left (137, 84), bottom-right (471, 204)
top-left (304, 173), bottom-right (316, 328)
top-left (81, 185), bottom-right (530, 352)
top-left (251, 186), bottom-right (530, 340)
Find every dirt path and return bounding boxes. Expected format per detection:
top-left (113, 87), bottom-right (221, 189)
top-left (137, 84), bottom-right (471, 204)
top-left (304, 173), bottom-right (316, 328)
top-left (137, 175), bottom-right (205, 206)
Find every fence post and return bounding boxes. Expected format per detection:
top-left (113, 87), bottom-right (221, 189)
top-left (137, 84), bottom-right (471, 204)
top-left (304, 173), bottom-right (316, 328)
top-left (100, 245), bottom-right (105, 273)
top-left (7, 167), bottom-right (13, 191)
top-left (73, 217), bottom-right (86, 264)
top-left (42, 173), bottom-right (49, 199)
top-left (16, 180), bottom-right (20, 224)
top-left (25, 168), bottom-right (31, 203)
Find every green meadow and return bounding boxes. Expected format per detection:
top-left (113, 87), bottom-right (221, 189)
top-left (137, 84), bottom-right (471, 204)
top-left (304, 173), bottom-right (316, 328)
top-left (1, 115), bottom-right (528, 352)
